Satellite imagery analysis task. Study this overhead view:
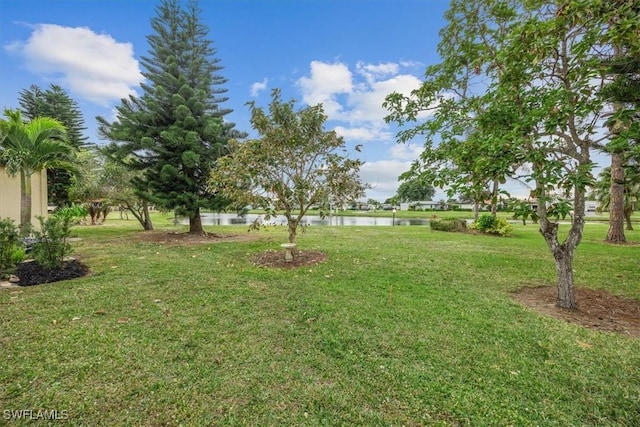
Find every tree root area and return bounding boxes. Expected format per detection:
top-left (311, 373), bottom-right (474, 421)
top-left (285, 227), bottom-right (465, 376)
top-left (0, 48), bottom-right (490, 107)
top-left (14, 260), bottom-right (90, 287)
top-left (253, 250), bottom-right (328, 269)
top-left (513, 286), bottom-right (640, 338)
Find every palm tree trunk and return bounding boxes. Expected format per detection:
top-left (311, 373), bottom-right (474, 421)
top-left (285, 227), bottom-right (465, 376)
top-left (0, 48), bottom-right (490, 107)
top-left (20, 171), bottom-right (32, 236)
top-left (624, 206), bottom-right (633, 231)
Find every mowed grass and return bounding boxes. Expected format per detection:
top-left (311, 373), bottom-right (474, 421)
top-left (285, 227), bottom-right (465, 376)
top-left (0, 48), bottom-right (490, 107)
top-left (1, 215), bottom-right (639, 426)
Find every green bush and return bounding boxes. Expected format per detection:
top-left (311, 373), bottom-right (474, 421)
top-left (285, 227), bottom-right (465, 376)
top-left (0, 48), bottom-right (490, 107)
top-left (430, 218), bottom-right (468, 232)
top-left (54, 205), bottom-right (89, 224)
top-left (31, 216), bottom-right (73, 269)
top-left (0, 218), bottom-right (22, 278)
top-left (471, 214), bottom-right (513, 236)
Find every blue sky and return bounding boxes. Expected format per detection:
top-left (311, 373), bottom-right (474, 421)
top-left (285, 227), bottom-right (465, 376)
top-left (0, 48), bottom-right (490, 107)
top-left (0, 0), bottom-right (535, 201)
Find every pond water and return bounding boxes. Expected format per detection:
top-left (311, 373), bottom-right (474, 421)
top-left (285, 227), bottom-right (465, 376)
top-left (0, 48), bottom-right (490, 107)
top-left (183, 213), bottom-right (431, 227)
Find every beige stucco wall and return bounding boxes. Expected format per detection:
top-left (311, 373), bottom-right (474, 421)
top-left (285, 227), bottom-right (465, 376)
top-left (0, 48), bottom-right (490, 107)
top-left (0, 166), bottom-right (48, 228)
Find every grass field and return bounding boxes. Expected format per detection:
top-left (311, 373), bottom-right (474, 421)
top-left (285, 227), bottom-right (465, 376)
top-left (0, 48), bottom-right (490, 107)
top-left (1, 214), bottom-right (639, 426)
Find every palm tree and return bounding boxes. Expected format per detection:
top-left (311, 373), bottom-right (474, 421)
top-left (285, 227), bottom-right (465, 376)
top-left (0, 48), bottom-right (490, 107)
top-left (0, 109), bottom-right (77, 235)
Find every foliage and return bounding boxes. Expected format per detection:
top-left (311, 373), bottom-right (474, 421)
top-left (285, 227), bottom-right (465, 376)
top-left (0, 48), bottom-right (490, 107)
top-left (0, 218), bottom-right (22, 278)
top-left (546, 199), bottom-right (573, 221)
top-left (396, 177), bottom-right (435, 202)
top-left (429, 218), bottom-right (467, 232)
top-left (367, 198), bottom-right (382, 209)
top-left (30, 215), bottom-right (73, 270)
top-left (54, 205), bottom-right (89, 224)
top-left (98, 0), bottom-right (244, 234)
top-left (471, 214), bottom-right (512, 236)
top-left (510, 200), bottom-right (539, 225)
top-left (210, 89), bottom-right (367, 244)
top-left (0, 109), bottom-right (77, 235)
top-left (18, 84), bottom-right (89, 207)
top-left (383, 0), bottom-right (639, 309)
top-left (67, 147), bottom-right (105, 203)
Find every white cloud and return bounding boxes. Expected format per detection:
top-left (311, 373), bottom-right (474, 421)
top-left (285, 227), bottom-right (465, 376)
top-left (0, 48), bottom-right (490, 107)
top-left (356, 61), bottom-right (399, 84)
top-left (296, 60), bottom-right (425, 141)
top-left (5, 24), bottom-right (143, 105)
top-left (296, 61), bottom-right (352, 117)
top-left (250, 78), bottom-right (268, 97)
top-left (360, 159), bottom-right (412, 199)
top-left (333, 125), bottom-right (391, 141)
top-left (389, 143), bottom-right (424, 161)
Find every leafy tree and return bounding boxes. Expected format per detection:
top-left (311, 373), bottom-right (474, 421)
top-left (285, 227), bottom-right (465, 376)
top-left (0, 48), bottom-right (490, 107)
top-left (19, 84), bottom-right (89, 207)
top-left (384, 0), bottom-right (634, 310)
top-left (367, 198), bottom-right (382, 210)
top-left (0, 109), bottom-right (77, 235)
top-left (384, 196), bottom-right (399, 206)
top-left (210, 89), bottom-right (367, 244)
top-left (67, 147), bottom-right (153, 230)
top-left (98, 0), bottom-right (243, 234)
top-left (395, 177), bottom-right (435, 202)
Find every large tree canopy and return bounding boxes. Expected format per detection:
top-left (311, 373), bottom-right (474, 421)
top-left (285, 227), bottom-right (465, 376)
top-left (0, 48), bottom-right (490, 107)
top-left (385, 0), bottom-right (639, 309)
top-left (98, 0), bottom-right (243, 233)
top-left (210, 89), bottom-right (367, 244)
top-left (395, 177), bottom-right (435, 202)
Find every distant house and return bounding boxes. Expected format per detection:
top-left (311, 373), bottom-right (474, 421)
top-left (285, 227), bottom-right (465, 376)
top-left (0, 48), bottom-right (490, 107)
top-left (400, 201), bottom-right (446, 211)
top-left (0, 166), bottom-right (48, 228)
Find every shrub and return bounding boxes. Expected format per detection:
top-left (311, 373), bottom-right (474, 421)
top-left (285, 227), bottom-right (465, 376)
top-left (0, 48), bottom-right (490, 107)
top-left (430, 218), bottom-right (468, 232)
top-left (54, 205), bottom-right (89, 224)
top-left (471, 214), bottom-right (512, 236)
top-left (0, 218), bottom-right (22, 278)
top-left (31, 216), bottom-right (73, 269)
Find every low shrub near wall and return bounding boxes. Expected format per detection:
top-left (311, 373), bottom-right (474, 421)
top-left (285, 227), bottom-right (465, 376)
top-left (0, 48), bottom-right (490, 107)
top-left (429, 218), bottom-right (468, 232)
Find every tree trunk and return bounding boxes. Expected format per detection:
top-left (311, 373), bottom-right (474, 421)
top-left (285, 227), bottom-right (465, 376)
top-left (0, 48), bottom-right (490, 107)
top-left (536, 173), bottom-right (586, 311)
top-left (490, 180), bottom-right (499, 216)
top-left (142, 203), bottom-right (153, 231)
top-left (188, 207), bottom-right (204, 234)
top-left (473, 202), bottom-right (479, 221)
top-left (288, 219), bottom-right (297, 244)
top-left (20, 171), bottom-right (33, 236)
top-left (624, 207), bottom-right (633, 231)
top-left (606, 151), bottom-right (626, 243)
top-left (552, 247), bottom-right (576, 309)
top-left (125, 201), bottom-right (153, 230)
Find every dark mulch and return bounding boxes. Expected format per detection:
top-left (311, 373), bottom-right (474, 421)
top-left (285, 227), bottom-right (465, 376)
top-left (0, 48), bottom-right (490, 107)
top-left (253, 250), bottom-right (328, 269)
top-left (13, 259), bottom-right (90, 287)
top-left (513, 286), bottom-right (640, 338)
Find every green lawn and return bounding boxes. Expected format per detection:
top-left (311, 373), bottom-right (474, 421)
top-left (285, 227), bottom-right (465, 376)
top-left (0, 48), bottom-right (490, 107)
top-left (1, 215), bottom-right (639, 426)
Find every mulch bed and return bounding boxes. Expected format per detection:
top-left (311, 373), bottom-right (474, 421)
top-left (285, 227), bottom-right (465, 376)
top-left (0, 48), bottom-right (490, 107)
top-left (512, 286), bottom-right (640, 338)
top-left (13, 259), bottom-right (90, 287)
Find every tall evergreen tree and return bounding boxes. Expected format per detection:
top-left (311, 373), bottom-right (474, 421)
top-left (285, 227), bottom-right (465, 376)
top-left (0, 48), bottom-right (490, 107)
top-left (98, 0), bottom-right (243, 234)
top-left (600, 50), bottom-right (640, 244)
top-left (18, 84), bottom-right (89, 207)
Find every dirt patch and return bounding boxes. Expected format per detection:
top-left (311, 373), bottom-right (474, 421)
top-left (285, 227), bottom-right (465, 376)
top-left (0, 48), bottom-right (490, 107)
top-left (513, 286), bottom-right (640, 337)
top-left (253, 250), bottom-right (328, 269)
top-left (135, 230), bottom-right (257, 246)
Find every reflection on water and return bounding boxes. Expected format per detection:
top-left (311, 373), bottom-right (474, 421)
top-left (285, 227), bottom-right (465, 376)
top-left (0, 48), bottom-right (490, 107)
top-left (182, 213), bottom-right (431, 226)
